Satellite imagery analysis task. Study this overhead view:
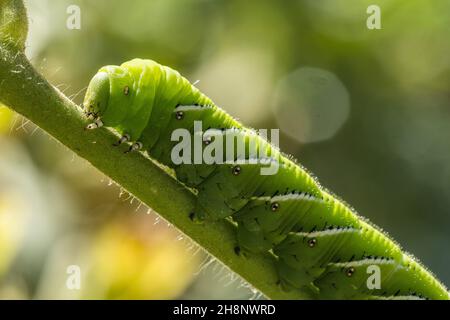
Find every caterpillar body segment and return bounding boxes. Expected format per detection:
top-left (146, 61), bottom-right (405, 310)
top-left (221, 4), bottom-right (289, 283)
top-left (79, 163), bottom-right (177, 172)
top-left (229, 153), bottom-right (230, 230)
top-left (273, 221), bottom-right (403, 293)
top-left (314, 254), bottom-right (448, 300)
top-left (83, 59), bottom-right (450, 300)
top-left (314, 258), bottom-right (400, 299)
top-left (193, 157), bottom-right (321, 222)
top-left (234, 192), bottom-right (323, 254)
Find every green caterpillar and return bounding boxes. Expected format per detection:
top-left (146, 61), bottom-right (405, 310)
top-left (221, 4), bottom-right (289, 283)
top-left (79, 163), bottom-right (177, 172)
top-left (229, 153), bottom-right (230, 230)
top-left (83, 58), bottom-right (449, 300)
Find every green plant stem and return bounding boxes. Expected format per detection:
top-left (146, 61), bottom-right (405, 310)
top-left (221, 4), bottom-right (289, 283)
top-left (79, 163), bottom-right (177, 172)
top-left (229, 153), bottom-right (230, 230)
top-left (0, 42), bottom-right (310, 299)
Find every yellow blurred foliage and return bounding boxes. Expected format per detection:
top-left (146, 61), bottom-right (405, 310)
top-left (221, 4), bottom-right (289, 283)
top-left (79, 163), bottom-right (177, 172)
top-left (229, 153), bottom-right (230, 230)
top-left (0, 192), bottom-right (25, 276)
top-left (85, 220), bottom-right (199, 299)
top-left (0, 104), bottom-right (14, 134)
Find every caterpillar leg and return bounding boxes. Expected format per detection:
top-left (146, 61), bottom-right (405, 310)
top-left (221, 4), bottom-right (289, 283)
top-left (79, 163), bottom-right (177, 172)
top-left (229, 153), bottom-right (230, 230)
top-left (175, 164), bottom-right (216, 188)
top-left (275, 260), bottom-right (321, 295)
top-left (113, 134), bottom-right (130, 146)
top-left (85, 118), bottom-right (103, 130)
top-left (85, 111), bottom-right (96, 120)
top-left (124, 141), bottom-right (143, 154)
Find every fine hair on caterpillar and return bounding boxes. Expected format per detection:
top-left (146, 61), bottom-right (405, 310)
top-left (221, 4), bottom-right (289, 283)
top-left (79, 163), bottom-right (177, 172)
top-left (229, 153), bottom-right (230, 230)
top-left (82, 58), bottom-right (450, 300)
top-left (170, 120), bottom-right (280, 175)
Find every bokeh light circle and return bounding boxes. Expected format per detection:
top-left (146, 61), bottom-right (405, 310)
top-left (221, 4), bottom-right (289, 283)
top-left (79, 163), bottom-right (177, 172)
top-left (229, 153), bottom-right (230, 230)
top-left (272, 67), bottom-right (350, 143)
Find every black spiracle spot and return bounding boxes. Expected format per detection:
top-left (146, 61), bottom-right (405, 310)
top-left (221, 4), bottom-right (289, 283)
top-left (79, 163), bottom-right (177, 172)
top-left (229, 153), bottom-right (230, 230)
top-left (271, 202), bottom-right (279, 212)
top-left (175, 111), bottom-right (184, 120)
top-left (308, 238), bottom-right (317, 248)
top-left (346, 267), bottom-right (355, 277)
top-left (232, 166), bottom-right (241, 176)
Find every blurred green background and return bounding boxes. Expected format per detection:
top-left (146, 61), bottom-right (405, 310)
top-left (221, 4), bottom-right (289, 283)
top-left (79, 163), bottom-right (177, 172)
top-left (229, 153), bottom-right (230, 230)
top-left (0, 0), bottom-right (449, 299)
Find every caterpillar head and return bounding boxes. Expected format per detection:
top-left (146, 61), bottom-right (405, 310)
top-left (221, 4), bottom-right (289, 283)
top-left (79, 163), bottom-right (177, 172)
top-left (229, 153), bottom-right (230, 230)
top-left (83, 71), bottom-right (110, 118)
top-left (83, 65), bottom-right (133, 127)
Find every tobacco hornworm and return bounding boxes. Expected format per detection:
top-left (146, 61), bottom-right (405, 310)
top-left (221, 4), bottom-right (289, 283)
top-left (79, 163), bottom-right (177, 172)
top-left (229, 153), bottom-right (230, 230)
top-left (83, 59), bottom-right (449, 300)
